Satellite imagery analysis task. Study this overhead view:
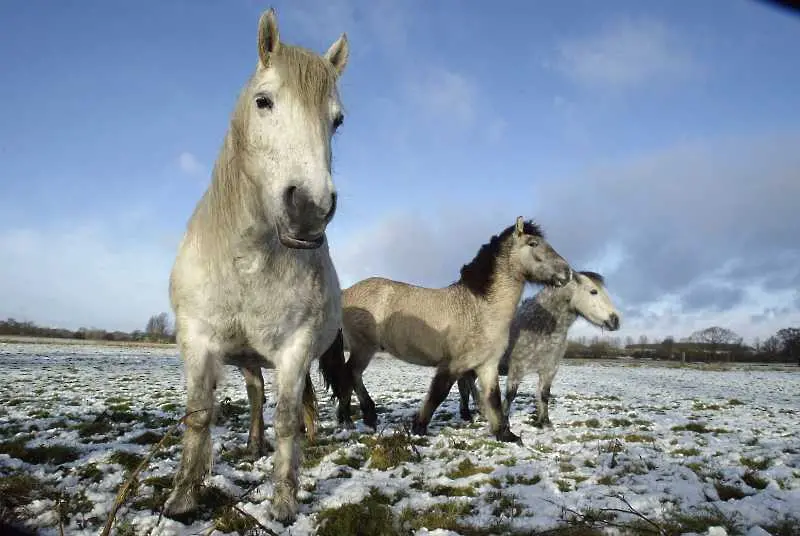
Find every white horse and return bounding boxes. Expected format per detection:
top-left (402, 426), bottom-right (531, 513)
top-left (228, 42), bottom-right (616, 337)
top-left (164, 9), bottom-right (349, 523)
top-left (458, 271), bottom-right (620, 431)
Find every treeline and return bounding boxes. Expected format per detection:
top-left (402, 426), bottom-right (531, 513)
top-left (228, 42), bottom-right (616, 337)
top-left (0, 313), bottom-right (177, 344)
top-left (565, 326), bottom-right (800, 365)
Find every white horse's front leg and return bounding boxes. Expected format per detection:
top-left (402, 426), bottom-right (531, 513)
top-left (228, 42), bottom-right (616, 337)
top-left (261, 329), bottom-right (314, 523)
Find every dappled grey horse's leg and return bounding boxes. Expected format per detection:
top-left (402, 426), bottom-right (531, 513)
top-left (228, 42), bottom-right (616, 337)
top-left (412, 368), bottom-right (457, 435)
top-left (241, 365), bottom-right (272, 458)
top-left (164, 331), bottom-right (221, 518)
top-left (457, 375), bottom-right (473, 421)
top-left (535, 372), bottom-right (555, 428)
top-left (475, 362), bottom-right (521, 444)
top-left (502, 378), bottom-right (520, 420)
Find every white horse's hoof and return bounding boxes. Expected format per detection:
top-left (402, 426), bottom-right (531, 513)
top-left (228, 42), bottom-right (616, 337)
top-left (163, 488), bottom-right (198, 520)
top-left (270, 481), bottom-right (298, 523)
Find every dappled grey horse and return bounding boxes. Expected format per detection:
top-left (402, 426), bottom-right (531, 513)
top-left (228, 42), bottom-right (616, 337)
top-left (458, 271), bottom-right (621, 432)
top-left (164, 9), bottom-right (350, 523)
top-left (320, 217), bottom-right (572, 444)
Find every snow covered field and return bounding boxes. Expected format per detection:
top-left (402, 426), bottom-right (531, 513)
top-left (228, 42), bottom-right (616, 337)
top-left (1, 341), bottom-right (798, 536)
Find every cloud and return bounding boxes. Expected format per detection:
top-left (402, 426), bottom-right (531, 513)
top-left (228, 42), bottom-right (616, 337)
top-left (553, 17), bottom-right (696, 91)
top-left (407, 68), bottom-right (477, 130)
top-left (177, 151), bottom-right (205, 177)
top-left (330, 130), bottom-right (800, 341)
top-left (0, 221), bottom-right (175, 332)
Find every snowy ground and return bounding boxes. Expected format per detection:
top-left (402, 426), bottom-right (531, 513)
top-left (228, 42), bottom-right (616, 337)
top-left (1, 341), bottom-right (798, 536)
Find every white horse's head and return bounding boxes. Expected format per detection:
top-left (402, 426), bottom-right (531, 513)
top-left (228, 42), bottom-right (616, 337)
top-left (569, 271), bottom-right (621, 331)
top-left (234, 8), bottom-right (349, 249)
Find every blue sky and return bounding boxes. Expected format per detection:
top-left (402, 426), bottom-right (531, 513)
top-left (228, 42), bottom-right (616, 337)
top-left (1, 0), bottom-right (799, 343)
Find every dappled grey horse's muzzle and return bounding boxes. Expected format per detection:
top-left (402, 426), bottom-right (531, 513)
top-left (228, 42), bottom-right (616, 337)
top-left (278, 186), bottom-right (337, 249)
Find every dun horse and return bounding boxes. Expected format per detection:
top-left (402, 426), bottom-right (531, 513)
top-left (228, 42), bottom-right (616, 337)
top-left (320, 217), bottom-right (572, 444)
top-left (164, 9), bottom-right (350, 523)
top-left (458, 271), bottom-right (621, 431)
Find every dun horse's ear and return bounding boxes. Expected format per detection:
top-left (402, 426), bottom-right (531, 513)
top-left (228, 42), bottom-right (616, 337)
top-left (324, 33), bottom-right (349, 76)
top-left (515, 216), bottom-right (525, 236)
top-left (258, 8), bottom-right (281, 67)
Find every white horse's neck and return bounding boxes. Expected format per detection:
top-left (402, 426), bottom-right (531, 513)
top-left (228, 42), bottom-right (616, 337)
top-left (531, 289), bottom-right (578, 336)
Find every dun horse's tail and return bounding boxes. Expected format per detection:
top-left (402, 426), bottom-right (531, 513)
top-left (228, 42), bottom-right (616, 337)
top-left (318, 329), bottom-right (350, 403)
top-left (302, 372), bottom-right (318, 443)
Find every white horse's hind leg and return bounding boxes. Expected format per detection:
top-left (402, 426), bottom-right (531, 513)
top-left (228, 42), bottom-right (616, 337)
top-left (241, 365), bottom-right (271, 458)
top-left (165, 330), bottom-right (221, 518)
top-left (261, 332), bottom-right (313, 523)
top-left (536, 371), bottom-right (556, 428)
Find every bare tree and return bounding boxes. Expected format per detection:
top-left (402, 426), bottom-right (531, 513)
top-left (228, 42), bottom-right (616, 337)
top-left (624, 336), bottom-right (635, 348)
top-left (146, 312), bottom-right (172, 340)
top-left (776, 327), bottom-right (800, 365)
top-left (638, 334), bottom-right (649, 346)
top-left (762, 335), bottom-right (781, 356)
top-left (688, 326), bottom-right (742, 361)
top-left (661, 336), bottom-right (675, 360)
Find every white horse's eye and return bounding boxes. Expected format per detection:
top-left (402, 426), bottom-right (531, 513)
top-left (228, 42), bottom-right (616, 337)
top-left (590, 289), bottom-right (598, 295)
top-left (255, 94), bottom-right (274, 110)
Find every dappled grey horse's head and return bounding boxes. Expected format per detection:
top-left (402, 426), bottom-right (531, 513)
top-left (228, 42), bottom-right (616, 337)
top-left (566, 271), bottom-right (620, 330)
top-left (232, 10), bottom-right (349, 249)
top-left (508, 216), bottom-right (572, 288)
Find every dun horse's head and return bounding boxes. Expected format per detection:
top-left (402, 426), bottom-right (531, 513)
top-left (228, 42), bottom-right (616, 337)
top-left (510, 216), bottom-right (572, 288)
top-left (236, 9), bottom-right (349, 249)
top-left (566, 271), bottom-right (621, 331)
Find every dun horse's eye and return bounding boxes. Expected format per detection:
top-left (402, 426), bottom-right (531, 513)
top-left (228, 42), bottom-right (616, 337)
top-left (590, 289), bottom-right (599, 295)
top-left (333, 113), bottom-right (344, 130)
top-left (255, 95), bottom-right (274, 110)
top-left (528, 240), bottom-right (539, 248)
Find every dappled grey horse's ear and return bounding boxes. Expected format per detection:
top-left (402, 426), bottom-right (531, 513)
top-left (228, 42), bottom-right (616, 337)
top-left (258, 8), bottom-right (281, 67)
top-left (515, 216), bottom-right (525, 235)
top-left (324, 33), bottom-right (349, 76)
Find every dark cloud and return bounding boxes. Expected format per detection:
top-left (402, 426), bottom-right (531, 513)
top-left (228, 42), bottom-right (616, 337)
top-left (681, 284), bottom-right (745, 313)
top-left (530, 132), bottom-right (800, 309)
top-left (750, 306), bottom-right (793, 325)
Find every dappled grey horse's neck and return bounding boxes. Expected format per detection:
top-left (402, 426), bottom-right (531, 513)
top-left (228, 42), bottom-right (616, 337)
top-left (520, 289), bottom-right (578, 336)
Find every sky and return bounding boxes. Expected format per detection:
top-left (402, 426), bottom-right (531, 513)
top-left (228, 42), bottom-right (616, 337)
top-left (1, 0), bottom-right (799, 344)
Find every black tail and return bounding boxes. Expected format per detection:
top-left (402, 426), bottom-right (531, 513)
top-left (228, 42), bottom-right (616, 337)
top-left (318, 329), bottom-right (351, 403)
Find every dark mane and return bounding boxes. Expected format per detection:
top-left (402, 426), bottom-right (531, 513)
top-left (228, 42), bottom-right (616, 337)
top-left (579, 270), bottom-right (605, 286)
top-left (456, 220), bottom-right (544, 296)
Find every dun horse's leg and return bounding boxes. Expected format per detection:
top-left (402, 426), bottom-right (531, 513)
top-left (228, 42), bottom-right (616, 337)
top-left (475, 361), bottom-right (521, 444)
top-left (469, 374), bottom-right (483, 417)
top-left (411, 368), bottom-right (456, 436)
top-left (457, 376), bottom-right (473, 421)
top-left (165, 332), bottom-right (221, 518)
top-left (343, 350), bottom-right (378, 429)
top-left (241, 365), bottom-right (271, 458)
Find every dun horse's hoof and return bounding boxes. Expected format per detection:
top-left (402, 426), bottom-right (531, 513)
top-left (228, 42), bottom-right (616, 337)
top-left (364, 410), bottom-right (379, 430)
top-left (410, 415), bottom-right (428, 436)
top-left (496, 426), bottom-right (523, 444)
top-left (459, 408), bottom-right (473, 422)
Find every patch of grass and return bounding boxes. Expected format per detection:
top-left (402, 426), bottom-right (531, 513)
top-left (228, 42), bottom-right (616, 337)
top-left (130, 430), bottom-right (163, 445)
top-left (714, 481), bottom-right (747, 501)
top-left (302, 442), bottom-right (339, 468)
top-left (597, 474), bottom-right (616, 485)
top-left (447, 458), bottom-right (493, 479)
top-left (399, 501), bottom-right (473, 534)
top-left (428, 484), bottom-right (475, 497)
top-left (316, 488), bottom-right (400, 536)
top-left (556, 479), bottom-right (572, 492)
top-left (559, 462), bottom-right (577, 473)
top-left (75, 462), bottom-right (104, 484)
top-left (742, 470), bottom-right (769, 490)
top-left (499, 457), bottom-right (517, 467)
top-left (332, 453), bottom-right (364, 469)
top-left (108, 450), bottom-right (144, 473)
top-left (728, 398), bottom-right (744, 406)
top-left (584, 418), bottom-right (601, 428)
top-left (364, 432), bottom-right (425, 471)
top-left (213, 506), bottom-right (258, 535)
top-left (740, 456), bottom-right (771, 471)
top-left (491, 492), bottom-right (524, 517)
top-left (505, 473), bottom-right (541, 486)
top-left (762, 515), bottom-right (800, 536)
top-left (0, 437), bottom-right (81, 465)
top-left (75, 419), bottom-right (113, 439)
top-left (656, 505), bottom-right (741, 535)
top-left (671, 422), bottom-right (712, 434)
top-left (692, 401), bottom-right (722, 411)
top-left (672, 447), bottom-right (700, 456)
top-left (609, 418), bottom-right (632, 427)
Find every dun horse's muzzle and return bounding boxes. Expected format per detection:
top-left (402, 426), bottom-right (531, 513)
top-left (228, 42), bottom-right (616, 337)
top-left (553, 268), bottom-right (572, 287)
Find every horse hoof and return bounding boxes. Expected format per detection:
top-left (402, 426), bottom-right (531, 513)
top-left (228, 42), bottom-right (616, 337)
top-left (496, 428), bottom-right (522, 444)
top-left (364, 414), bottom-right (379, 430)
top-left (270, 481), bottom-right (298, 524)
top-left (410, 415), bottom-right (428, 436)
top-left (163, 489), bottom-right (198, 521)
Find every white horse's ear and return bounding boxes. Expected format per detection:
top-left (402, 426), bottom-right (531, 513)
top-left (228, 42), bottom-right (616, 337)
top-left (515, 216), bottom-right (525, 235)
top-left (324, 33), bottom-right (349, 76)
top-left (258, 8), bottom-right (281, 67)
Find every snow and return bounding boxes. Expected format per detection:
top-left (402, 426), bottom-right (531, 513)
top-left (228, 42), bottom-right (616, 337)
top-left (1, 341), bottom-right (798, 535)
